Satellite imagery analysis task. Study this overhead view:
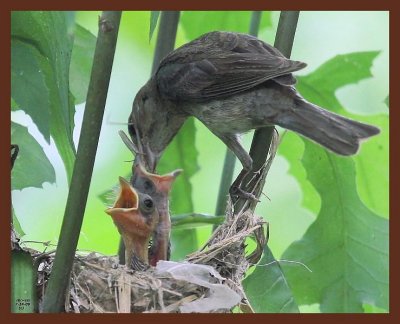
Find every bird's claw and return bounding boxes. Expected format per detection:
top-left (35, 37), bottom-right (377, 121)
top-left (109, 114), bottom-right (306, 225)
top-left (229, 186), bottom-right (260, 202)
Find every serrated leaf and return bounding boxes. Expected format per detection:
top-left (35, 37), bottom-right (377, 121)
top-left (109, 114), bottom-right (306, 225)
top-left (243, 246), bottom-right (299, 313)
top-left (70, 24), bottom-right (96, 104)
top-left (282, 145), bottom-right (388, 312)
top-left (158, 117), bottom-right (200, 260)
top-left (280, 51), bottom-right (388, 216)
top-left (181, 11), bottom-right (272, 40)
top-left (11, 11), bottom-right (76, 184)
top-left (11, 250), bottom-right (36, 313)
top-left (149, 11), bottom-right (160, 41)
top-left (279, 51), bottom-right (388, 312)
top-left (11, 122), bottom-right (55, 190)
top-left (296, 51), bottom-right (380, 113)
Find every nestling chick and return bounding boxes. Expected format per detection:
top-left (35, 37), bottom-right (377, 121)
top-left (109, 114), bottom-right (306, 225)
top-left (131, 162), bottom-right (181, 266)
top-left (128, 31), bottom-right (380, 173)
top-left (105, 177), bottom-right (159, 270)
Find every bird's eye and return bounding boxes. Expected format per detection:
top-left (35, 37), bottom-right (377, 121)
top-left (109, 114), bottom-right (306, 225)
top-left (142, 94), bottom-right (148, 103)
top-left (128, 115), bottom-right (137, 140)
top-left (143, 180), bottom-right (155, 193)
top-left (143, 198), bottom-right (154, 209)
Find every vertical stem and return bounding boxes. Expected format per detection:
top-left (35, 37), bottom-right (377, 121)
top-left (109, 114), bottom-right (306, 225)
top-left (249, 11), bottom-right (263, 36)
top-left (214, 11), bottom-right (263, 226)
top-left (234, 11), bottom-right (300, 214)
top-left (42, 11), bottom-right (121, 313)
top-left (152, 11), bottom-right (180, 74)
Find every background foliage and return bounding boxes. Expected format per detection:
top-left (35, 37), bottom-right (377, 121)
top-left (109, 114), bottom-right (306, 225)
top-left (11, 11), bottom-right (389, 313)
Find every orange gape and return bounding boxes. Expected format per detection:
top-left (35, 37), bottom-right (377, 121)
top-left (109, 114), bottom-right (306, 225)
top-left (130, 163), bottom-right (181, 266)
top-left (106, 177), bottom-right (159, 269)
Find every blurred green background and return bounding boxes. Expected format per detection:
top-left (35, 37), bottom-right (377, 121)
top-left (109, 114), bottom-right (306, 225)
top-left (11, 10), bottom-right (388, 277)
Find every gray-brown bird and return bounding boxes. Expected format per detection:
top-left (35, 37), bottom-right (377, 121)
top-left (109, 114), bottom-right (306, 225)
top-left (128, 31), bottom-right (380, 173)
top-left (106, 177), bottom-right (159, 270)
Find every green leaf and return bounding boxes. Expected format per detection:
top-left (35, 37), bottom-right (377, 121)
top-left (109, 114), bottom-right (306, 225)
top-left (11, 39), bottom-right (51, 141)
top-left (11, 122), bottom-right (55, 190)
top-left (384, 95), bottom-right (389, 108)
top-left (70, 24), bottom-right (96, 104)
top-left (11, 250), bottom-right (37, 313)
top-left (278, 51), bottom-right (388, 312)
top-left (180, 11), bottom-right (272, 40)
top-left (12, 206), bottom-right (25, 237)
top-left (280, 51), bottom-right (388, 216)
top-left (158, 117), bottom-right (200, 260)
top-left (297, 51), bottom-right (380, 113)
top-left (11, 11), bottom-right (76, 184)
top-left (243, 246), bottom-right (299, 313)
top-left (149, 11), bottom-right (160, 41)
top-left (282, 145), bottom-right (389, 312)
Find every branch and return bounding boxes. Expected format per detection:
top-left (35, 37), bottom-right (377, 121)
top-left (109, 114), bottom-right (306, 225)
top-left (151, 11), bottom-right (180, 74)
top-left (42, 11), bottom-right (122, 313)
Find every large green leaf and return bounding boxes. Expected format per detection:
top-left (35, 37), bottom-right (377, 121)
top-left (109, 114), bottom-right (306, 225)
top-left (279, 51), bottom-right (389, 312)
top-left (158, 118), bottom-right (200, 260)
top-left (69, 24), bottom-right (96, 104)
top-left (11, 11), bottom-right (76, 183)
top-left (296, 51), bottom-right (381, 114)
top-left (11, 39), bottom-right (51, 141)
top-left (11, 122), bottom-right (55, 190)
top-left (180, 11), bottom-right (272, 40)
top-left (279, 51), bottom-right (388, 216)
top-left (282, 145), bottom-right (388, 312)
top-left (243, 246), bottom-right (299, 313)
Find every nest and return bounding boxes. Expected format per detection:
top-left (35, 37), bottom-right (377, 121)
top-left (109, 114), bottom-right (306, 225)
top-left (34, 132), bottom-right (278, 313)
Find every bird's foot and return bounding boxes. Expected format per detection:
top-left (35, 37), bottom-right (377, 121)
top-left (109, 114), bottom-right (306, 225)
top-left (229, 186), bottom-right (260, 202)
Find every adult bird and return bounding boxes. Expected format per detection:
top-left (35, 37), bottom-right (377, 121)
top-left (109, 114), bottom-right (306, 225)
top-left (128, 31), bottom-right (380, 174)
top-left (106, 177), bottom-right (159, 270)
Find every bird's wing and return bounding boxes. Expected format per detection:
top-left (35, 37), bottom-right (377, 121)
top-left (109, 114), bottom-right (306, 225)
top-left (155, 31), bottom-right (306, 102)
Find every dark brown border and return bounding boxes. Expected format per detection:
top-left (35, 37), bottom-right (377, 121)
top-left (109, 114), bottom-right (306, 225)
top-left (2, 0), bottom-right (398, 323)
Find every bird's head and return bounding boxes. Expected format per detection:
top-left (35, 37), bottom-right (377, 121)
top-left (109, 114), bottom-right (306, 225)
top-left (105, 177), bottom-right (159, 267)
top-left (129, 78), bottom-right (187, 172)
top-left (132, 162), bottom-right (182, 197)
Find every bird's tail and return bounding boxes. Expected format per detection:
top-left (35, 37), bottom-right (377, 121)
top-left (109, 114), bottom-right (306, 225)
top-left (275, 98), bottom-right (380, 155)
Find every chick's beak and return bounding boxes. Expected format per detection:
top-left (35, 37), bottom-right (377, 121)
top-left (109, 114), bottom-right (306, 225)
top-left (106, 177), bottom-right (139, 215)
top-left (105, 177), bottom-right (154, 268)
top-left (135, 162), bottom-right (182, 193)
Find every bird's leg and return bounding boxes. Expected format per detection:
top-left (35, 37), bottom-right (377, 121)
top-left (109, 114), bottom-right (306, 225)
top-left (216, 134), bottom-right (258, 201)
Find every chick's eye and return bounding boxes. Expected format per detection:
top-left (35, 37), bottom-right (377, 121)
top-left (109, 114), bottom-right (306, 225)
top-left (143, 198), bottom-right (154, 209)
top-left (143, 180), bottom-right (155, 193)
top-left (142, 95), bottom-right (148, 104)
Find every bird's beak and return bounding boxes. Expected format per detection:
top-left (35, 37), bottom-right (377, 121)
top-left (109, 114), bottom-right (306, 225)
top-left (143, 146), bottom-right (158, 173)
top-left (106, 177), bottom-right (139, 216)
top-left (135, 162), bottom-right (182, 193)
top-left (105, 177), bottom-right (154, 268)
